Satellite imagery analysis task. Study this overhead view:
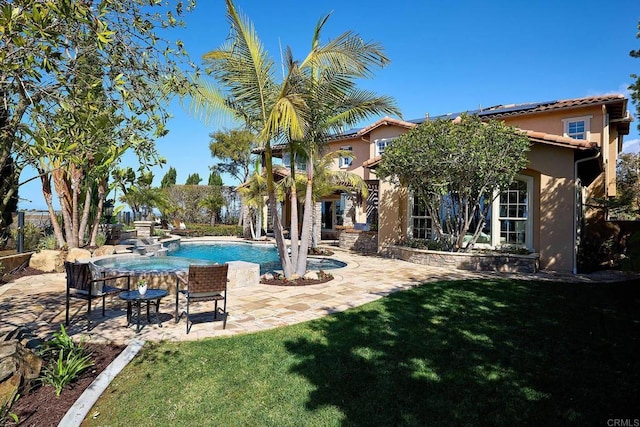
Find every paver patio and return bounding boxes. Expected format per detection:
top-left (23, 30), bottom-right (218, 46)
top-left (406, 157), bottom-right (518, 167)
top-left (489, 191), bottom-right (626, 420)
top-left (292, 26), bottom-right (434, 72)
top-left (0, 248), bottom-right (631, 345)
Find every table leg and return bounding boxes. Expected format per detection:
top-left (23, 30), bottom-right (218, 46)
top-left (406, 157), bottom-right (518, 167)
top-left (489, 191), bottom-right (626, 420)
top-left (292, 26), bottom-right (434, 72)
top-left (146, 301), bottom-right (151, 321)
top-left (126, 302), bottom-right (132, 325)
top-left (155, 299), bottom-right (163, 327)
top-left (136, 300), bottom-right (142, 333)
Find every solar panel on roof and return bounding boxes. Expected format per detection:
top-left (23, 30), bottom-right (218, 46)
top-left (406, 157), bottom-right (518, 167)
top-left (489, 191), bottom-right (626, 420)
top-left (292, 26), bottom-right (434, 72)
top-left (477, 100), bottom-right (556, 116)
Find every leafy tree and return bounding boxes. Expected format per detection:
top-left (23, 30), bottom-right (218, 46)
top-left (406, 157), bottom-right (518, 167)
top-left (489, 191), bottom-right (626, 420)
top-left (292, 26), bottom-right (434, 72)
top-left (209, 128), bottom-right (256, 226)
top-left (209, 129), bottom-right (256, 184)
top-left (208, 171), bottom-right (224, 186)
top-left (165, 185), bottom-right (219, 224)
top-left (630, 19), bottom-right (640, 131)
top-left (193, 0), bottom-right (396, 277)
top-left (376, 114), bottom-right (530, 251)
top-left (1, 0), bottom-right (196, 247)
top-left (607, 153), bottom-right (640, 219)
top-left (161, 167), bottom-right (178, 189)
top-left (185, 173), bottom-right (202, 185)
top-left (0, 157), bottom-right (17, 248)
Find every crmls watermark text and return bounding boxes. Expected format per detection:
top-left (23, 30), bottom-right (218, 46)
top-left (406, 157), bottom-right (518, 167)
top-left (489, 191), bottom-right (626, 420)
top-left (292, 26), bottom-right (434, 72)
top-left (607, 419), bottom-right (640, 427)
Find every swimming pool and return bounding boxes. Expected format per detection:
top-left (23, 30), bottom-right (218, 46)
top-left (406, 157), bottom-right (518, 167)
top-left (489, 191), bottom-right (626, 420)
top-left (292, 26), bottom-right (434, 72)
top-left (169, 242), bottom-right (346, 273)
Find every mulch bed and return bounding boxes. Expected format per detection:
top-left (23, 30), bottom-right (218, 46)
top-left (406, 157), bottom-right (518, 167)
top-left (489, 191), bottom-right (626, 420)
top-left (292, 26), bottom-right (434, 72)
top-left (261, 275), bottom-right (334, 286)
top-left (2, 267), bottom-right (124, 426)
top-left (10, 343), bottom-right (125, 427)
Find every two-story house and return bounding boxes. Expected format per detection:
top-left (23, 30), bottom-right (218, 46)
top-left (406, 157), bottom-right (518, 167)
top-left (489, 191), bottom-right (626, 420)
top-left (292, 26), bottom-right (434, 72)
top-left (320, 94), bottom-right (632, 273)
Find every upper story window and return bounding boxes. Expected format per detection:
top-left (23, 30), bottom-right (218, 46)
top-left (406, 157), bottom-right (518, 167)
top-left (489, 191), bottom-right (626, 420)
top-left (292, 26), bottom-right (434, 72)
top-left (562, 115), bottom-right (592, 140)
top-left (375, 138), bottom-right (394, 156)
top-left (339, 146), bottom-right (353, 168)
top-left (282, 153), bottom-right (306, 171)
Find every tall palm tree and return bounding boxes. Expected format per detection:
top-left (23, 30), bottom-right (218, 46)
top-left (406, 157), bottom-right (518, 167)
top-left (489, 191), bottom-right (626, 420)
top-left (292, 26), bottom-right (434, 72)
top-left (190, 0), bottom-right (398, 277)
top-left (283, 149), bottom-right (369, 249)
top-left (237, 171), bottom-right (270, 240)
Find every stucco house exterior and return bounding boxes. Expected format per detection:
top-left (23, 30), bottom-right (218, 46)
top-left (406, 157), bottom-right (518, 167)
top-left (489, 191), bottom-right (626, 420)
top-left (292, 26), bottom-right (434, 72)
top-left (312, 94), bottom-right (632, 273)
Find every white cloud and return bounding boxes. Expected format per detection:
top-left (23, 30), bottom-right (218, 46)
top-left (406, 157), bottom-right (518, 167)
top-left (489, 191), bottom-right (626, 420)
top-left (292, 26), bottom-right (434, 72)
top-left (622, 138), bottom-right (640, 153)
top-left (586, 83), bottom-right (632, 98)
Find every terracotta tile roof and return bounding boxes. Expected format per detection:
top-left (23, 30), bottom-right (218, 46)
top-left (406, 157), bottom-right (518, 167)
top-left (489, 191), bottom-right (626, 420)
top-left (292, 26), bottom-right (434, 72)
top-left (329, 116), bottom-right (415, 142)
top-left (362, 155), bottom-right (382, 168)
top-left (522, 130), bottom-right (597, 150)
top-left (362, 131), bottom-right (596, 169)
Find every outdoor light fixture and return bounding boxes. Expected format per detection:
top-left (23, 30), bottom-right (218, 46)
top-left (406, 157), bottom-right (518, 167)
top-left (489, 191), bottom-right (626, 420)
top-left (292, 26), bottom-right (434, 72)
top-left (103, 200), bottom-right (114, 224)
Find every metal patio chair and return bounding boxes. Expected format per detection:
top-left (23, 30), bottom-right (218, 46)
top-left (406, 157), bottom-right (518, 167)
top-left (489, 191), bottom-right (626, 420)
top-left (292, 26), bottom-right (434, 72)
top-left (175, 264), bottom-right (229, 334)
top-left (64, 261), bottom-right (131, 330)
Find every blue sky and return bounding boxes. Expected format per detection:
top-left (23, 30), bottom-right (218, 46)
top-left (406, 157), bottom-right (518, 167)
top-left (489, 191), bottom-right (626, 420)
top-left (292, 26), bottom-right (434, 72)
top-left (18, 0), bottom-right (640, 210)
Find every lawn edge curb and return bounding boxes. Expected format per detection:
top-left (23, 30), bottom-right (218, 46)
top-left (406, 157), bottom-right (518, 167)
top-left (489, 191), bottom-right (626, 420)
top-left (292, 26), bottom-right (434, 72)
top-left (58, 338), bottom-right (146, 427)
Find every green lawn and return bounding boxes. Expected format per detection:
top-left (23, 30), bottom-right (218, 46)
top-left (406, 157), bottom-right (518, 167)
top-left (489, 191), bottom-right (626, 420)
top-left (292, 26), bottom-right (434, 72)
top-left (85, 278), bottom-right (640, 426)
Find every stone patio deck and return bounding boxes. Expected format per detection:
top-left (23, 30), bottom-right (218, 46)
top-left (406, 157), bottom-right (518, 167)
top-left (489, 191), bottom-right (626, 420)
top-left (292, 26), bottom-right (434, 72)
top-left (0, 248), bottom-right (633, 345)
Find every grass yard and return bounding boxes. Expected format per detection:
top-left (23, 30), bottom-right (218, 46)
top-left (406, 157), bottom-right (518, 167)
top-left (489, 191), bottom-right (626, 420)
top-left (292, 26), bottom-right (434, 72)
top-left (84, 278), bottom-right (640, 426)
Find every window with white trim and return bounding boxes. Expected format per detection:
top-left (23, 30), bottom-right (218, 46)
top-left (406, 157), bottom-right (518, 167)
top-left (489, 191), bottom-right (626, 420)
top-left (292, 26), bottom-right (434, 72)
top-left (339, 146), bottom-right (353, 168)
top-left (282, 153), bottom-right (306, 170)
top-left (375, 138), bottom-right (394, 156)
top-left (562, 115), bottom-right (592, 140)
top-left (410, 195), bottom-right (432, 239)
top-left (491, 177), bottom-right (533, 248)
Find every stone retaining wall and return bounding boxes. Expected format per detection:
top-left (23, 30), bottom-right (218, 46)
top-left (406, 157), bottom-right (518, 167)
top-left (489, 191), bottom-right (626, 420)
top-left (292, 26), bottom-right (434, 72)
top-left (338, 230), bottom-right (378, 254)
top-left (383, 245), bottom-right (539, 273)
top-left (0, 252), bottom-right (33, 275)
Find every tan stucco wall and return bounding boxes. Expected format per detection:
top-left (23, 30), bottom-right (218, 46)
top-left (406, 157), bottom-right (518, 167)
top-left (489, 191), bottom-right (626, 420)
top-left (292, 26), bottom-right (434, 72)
top-left (527, 144), bottom-right (576, 272)
top-left (377, 179), bottom-right (406, 249)
top-left (503, 106), bottom-right (604, 145)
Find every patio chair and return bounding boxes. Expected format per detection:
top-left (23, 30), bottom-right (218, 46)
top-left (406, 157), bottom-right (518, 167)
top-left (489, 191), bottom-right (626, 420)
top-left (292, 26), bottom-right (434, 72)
top-left (64, 261), bottom-right (131, 330)
top-left (175, 264), bottom-right (229, 334)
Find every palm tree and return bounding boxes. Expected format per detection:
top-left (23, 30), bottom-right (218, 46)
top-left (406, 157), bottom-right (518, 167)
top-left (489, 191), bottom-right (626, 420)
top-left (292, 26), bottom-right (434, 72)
top-left (189, 0), bottom-right (398, 277)
top-left (237, 171), bottom-right (269, 240)
top-left (282, 150), bottom-right (369, 250)
top-left (199, 191), bottom-right (226, 226)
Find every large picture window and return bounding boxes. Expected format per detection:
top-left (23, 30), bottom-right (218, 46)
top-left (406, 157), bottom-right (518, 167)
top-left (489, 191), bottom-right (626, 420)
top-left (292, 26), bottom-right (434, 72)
top-left (410, 195), bottom-right (432, 239)
top-left (492, 176), bottom-right (532, 248)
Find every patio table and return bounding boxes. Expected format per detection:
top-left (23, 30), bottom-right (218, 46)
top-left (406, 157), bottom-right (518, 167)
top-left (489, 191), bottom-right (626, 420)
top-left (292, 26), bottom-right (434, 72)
top-left (119, 289), bottom-right (168, 333)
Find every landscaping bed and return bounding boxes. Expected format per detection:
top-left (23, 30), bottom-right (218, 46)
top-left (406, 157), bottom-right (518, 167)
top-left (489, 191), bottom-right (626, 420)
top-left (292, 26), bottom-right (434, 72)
top-left (10, 343), bottom-right (124, 427)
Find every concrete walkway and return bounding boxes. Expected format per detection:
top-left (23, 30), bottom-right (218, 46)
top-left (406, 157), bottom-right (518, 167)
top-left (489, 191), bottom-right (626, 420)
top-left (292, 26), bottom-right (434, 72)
top-left (0, 248), bottom-right (633, 345)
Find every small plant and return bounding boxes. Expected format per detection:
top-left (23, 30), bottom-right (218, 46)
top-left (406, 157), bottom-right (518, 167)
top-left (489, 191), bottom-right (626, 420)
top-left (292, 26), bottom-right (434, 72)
top-left (38, 325), bottom-right (94, 397)
top-left (137, 279), bottom-right (148, 289)
top-left (95, 232), bottom-right (107, 247)
top-left (38, 325), bottom-right (79, 360)
top-left (41, 351), bottom-right (94, 397)
top-left (37, 234), bottom-right (58, 250)
top-left (317, 270), bottom-right (333, 281)
top-left (0, 391), bottom-right (19, 425)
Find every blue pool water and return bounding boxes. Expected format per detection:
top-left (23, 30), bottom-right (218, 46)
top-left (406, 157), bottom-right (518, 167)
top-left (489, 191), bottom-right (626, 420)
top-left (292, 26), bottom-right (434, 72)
top-left (170, 243), bottom-right (346, 274)
top-left (93, 243), bottom-right (346, 275)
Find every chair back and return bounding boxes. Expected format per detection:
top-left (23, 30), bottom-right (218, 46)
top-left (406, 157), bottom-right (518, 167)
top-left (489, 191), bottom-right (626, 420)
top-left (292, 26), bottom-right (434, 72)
top-left (64, 261), bottom-right (93, 292)
top-left (187, 264), bottom-right (228, 294)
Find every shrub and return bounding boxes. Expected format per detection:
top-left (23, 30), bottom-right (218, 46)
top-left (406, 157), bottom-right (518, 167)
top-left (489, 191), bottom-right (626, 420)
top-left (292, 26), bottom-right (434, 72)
top-left (402, 238), bottom-right (446, 251)
top-left (37, 234), bottom-right (58, 250)
top-left (11, 222), bottom-right (43, 251)
top-left (183, 224), bottom-right (243, 237)
top-left (95, 232), bottom-right (107, 247)
top-left (38, 325), bottom-right (94, 397)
